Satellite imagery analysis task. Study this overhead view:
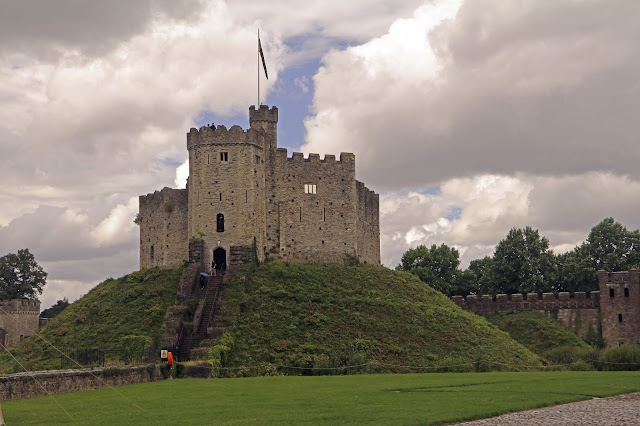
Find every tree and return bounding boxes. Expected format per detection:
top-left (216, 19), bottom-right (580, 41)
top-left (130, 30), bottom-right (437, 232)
top-left (492, 227), bottom-right (556, 294)
top-left (40, 298), bottom-right (70, 318)
top-left (397, 244), bottom-right (462, 296)
top-left (466, 256), bottom-right (495, 295)
top-left (585, 218), bottom-right (640, 271)
top-left (554, 246), bottom-right (598, 292)
top-left (0, 249), bottom-right (47, 300)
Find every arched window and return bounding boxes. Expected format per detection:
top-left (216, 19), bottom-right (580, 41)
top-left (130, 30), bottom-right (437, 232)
top-left (217, 213), bottom-right (224, 232)
top-left (624, 288), bottom-right (629, 297)
top-left (609, 288), bottom-right (615, 298)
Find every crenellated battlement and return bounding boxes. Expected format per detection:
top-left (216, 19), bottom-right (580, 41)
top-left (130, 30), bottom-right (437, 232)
top-left (187, 124), bottom-right (264, 149)
top-left (451, 291), bottom-right (600, 314)
top-left (598, 269), bottom-right (638, 285)
top-left (0, 299), bottom-right (41, 313)
top-left (249, 104), bottom-right (278, 123)
top-left (274, 149), bottom-right (355, 165)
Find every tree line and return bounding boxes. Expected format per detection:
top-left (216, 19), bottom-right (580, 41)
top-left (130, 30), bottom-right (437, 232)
top-left (397, 218), bottom-right (640, 297)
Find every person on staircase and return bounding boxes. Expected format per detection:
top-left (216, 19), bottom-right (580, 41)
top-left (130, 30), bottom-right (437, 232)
top-left (211, 260), bottom-right (217, 276)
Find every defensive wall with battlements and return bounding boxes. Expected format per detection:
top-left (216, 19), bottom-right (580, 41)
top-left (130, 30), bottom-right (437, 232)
top-left (139, 105), bottom-right (380, 270)
top-left (452, 270), bottom-right (640, 347)
top-left (0, 299), bottom-right (40, 351)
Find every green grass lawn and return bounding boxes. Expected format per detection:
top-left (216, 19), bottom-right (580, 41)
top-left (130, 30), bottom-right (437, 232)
top-left (4, 371), bottom-right (640, 424)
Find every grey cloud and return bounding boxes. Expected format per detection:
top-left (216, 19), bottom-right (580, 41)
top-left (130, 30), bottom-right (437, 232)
top-left (305, 0), bottom-right (640, 192)
top-left (0, 0), bottom-right (205, 56)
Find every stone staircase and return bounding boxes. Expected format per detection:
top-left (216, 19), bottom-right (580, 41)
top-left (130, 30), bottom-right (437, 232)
top-left (177, 272), bottom-right (229, 361)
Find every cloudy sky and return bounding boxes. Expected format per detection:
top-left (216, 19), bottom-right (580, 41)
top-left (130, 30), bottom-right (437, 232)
top-left (2, 0), bottom-right (640, 309)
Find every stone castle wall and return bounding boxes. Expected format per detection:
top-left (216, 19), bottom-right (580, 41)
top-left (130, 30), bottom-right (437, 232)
top-left (139, 187), bottom-right (188, 269)
top-left (356, 181), bottom-right (381, 265)
top-left (451, 292), bottom-right (600, 339)
top-left (599, 270), bottom-right (640, 347)
top-left (453, 270), bottom-right (640, 345)
top-left (0, 299), bottom-right (40, 350)
top-left (266, 150), bottom-right (361, 264)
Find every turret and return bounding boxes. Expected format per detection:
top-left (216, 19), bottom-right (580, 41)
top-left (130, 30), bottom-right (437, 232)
top-left (249, 105), bottom-right (278, 150)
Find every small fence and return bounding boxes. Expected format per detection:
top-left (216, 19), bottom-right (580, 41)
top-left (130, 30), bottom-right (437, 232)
top-left (61, 348), bottom-right (145, 369)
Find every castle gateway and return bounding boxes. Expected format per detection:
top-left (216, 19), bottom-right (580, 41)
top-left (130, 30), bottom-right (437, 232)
top-left (139, 105), bottom-right (380, 270)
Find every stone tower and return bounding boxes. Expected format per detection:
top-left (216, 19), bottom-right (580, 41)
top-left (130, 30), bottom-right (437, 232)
top-left (598, 269), bottom-right (640, 347)
top-left (0, 299), bottom-right (40, 351)
top-left (139, 105), bottom-right (380, 270)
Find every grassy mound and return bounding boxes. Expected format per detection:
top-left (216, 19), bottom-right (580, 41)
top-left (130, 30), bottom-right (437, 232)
top-left (220, 262), bottom-right (541, 375)
top-left (0, 268), bottom-right (182, 373)
top-left (487, 311), bottom-right (590, 355)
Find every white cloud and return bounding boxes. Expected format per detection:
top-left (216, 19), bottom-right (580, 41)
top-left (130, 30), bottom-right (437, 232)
top-left (175, 159), bottom-right (189, 189)
top-left (381, 172), bottom-right (640, 269)
top-left (90, 197), bottom-right (139, 247)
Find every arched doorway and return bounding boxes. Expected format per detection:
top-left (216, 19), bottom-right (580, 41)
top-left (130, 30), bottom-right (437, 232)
top-left (213, 247), bottom-right (226, 273)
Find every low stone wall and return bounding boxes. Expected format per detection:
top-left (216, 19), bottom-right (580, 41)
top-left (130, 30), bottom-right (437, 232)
top-left (0, 365), bottom-right (164, 401)
top-left (452, 292), bottom-right (601, 339)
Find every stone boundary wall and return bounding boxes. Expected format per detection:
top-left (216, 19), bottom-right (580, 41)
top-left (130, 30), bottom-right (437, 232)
top-left (0, 365), bottom-right (164, 401)
top-left (451, 291), bottom-right (600, 314)
top-left (452, 292), bottom-right (601, 339)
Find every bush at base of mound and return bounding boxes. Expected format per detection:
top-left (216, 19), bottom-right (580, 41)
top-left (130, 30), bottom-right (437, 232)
top-left (218, 262), bottom-right (541, 376)
top-left (0, 268), bottom-right (182, 373)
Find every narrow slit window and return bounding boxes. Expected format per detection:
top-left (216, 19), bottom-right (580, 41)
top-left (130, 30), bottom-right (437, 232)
top-left (150, 245), bottom-right (155, 261)
top-left (624, 288), bottom-right (629, 297)
top-left (219, 193), bottom-right (222, 201)
top-left (618, 314), bottom-right (623, 322)
top-left (207, 154), bottom-right (210, 164)
top-left (304, 184), bottom-right (317, 194)
top-left (246, 190), bottom-right (248, 203)
top-left (220, 152), bottom-right (228, 162)
top-left (323, 208), bottom-right (326, 222)
top-left (299, 207), bottom-right (302, 222)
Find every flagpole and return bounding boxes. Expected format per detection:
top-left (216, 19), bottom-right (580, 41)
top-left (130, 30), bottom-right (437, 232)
top-left (257, 28), bottom-right (260, 106)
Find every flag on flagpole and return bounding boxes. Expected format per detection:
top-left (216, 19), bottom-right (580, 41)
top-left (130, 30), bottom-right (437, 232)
top-left (258, 37), bottom-right (268, 80)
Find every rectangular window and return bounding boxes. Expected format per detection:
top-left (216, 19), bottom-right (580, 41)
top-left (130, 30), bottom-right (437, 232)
top-left (304, 184), bottom-right (317, 194)
top-left (255, 155), bottom-right (261, 164)
top-left (220, 152), bottom-right (228, 162)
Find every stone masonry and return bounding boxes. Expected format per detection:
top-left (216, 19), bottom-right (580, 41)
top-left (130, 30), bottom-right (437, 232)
top-left (599, 269), bottom-right (640, 347)
top-left (0, 299), bottom-right (40, 351)
top-left (452, 270), bottom-right (640, 347)
top-left (139, 105), bottom-right (380, 270)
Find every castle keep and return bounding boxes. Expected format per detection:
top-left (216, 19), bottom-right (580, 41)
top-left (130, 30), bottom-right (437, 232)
top-left (139, 105), bottom-right (380, 270)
